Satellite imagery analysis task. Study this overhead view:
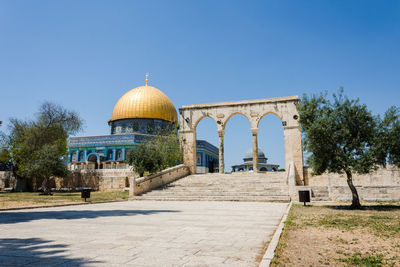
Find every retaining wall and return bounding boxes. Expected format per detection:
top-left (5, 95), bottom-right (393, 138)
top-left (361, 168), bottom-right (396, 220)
top-left (0, 169), bottom-right (136, 192)
top-left (301, 166), bottom-right (400, 201)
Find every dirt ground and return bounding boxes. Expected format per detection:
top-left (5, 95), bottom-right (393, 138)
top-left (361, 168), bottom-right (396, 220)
top-left (271, 203), bottom-right (400, 267)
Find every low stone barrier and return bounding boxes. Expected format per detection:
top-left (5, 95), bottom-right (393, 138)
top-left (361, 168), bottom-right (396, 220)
top-left (132, 164), bottom-right (190, 196)
top-left (0, 169), bottom-right (137, 192)
top-left (299, 166), bottom-right (400, 202)
top-left (54, 169), bottom-right (136, 191)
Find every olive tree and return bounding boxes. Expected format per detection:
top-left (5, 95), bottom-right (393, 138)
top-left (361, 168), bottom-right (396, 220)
top-left (125, 130), bottom-right (182, 177)
top-left (3, 102), bottom-right (83, 193)
top-left (298, 89), bottom-right (399, 209)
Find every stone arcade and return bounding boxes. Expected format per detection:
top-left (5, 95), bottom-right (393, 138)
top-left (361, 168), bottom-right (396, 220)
top-left (179, 96), bottom-right (305, 184)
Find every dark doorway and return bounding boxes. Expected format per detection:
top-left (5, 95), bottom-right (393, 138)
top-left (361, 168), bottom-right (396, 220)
top-left (88, 154), bottom-right (99, 169)
top-left (208, 161), bottom-right (214, 173)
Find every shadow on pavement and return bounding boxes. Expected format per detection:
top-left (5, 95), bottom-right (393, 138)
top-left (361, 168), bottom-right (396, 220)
top-left (0, 237), bottom-right (101, 266)
top-left (0, 209), bottom-right (179, 224)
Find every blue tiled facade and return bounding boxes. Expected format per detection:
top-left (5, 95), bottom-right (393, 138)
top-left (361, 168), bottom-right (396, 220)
top-left (68, 119), bottom-right (218, 170)
top-left (196, 140), bottom-right (219, 173)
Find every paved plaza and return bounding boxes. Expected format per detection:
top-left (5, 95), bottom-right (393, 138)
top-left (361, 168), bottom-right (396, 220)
top-left (0, 201), bottom-right (287, 266)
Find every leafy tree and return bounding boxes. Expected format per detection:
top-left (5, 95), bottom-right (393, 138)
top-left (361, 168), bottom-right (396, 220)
top-left (0, 148), bottom-right (12, 171)
top-left (3, 102), bottom-right (83, 193)
top-left (298, 89), bottom-right (399, 209)
top-left (374, 106), bottom-right (400, 168)
top-left (125, 142), bottom-right (162, 177)
top-left (125, 130), bottom-right (182, 177)
top-left (23, 144), bottom-right (68, 194)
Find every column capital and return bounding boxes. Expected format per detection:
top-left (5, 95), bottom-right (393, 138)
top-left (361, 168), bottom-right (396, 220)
top-left (217, 129), bottom-right (225, 137)
top-left (251, 128), bottom-right (259, 135)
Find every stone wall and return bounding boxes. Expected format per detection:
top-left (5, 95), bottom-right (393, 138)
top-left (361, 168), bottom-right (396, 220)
top-left (0, 169), bottom-right (137, 192)
top-left (0, 171), bottom-right (16, 189)
top-left (54, 169), bottom-right (136, 191)
top-left (133, 164), bottom-right (190, 196)
top-left (300, 166), bottom-right (400, 201)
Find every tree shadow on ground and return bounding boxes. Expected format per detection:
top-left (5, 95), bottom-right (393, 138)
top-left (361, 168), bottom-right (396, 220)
top-left (0, 238), bottom-right (101, 266)
top-left (324, 205), bottom-right (400, 211)
top-left (0, 209), bottom-right (179, 224)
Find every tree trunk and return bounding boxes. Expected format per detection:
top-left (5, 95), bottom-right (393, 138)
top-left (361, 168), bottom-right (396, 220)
top-left (345, 170), bottom-right (361, 209)
top-left (41, 177), bottom-right (52, 195)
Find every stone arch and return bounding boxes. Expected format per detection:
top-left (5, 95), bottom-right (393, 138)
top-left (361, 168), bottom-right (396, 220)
top-left (257, 111), bottom-right (283, 127)
top-left (193, 114), bottom-right (219, 174)
top-left (223, 112), bottom-right (252, 130)
top-left (87, 153), bottom-right (99, 162)
top-left (179, 95), bottom-right (304, 184)
top-left (257, 111), bottom-right (285, 174)
top-left (194, 115), bottom-right (218, 130)
top-left (87, 153), bottom-right (100, 169)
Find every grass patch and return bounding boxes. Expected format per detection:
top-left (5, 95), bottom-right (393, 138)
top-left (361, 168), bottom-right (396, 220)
top-left (338, 252), bottom-right (384, 267)
top-left (0, 191), bottom-right (129, 209)
top-left (318, 214), bottom-right (400, 236)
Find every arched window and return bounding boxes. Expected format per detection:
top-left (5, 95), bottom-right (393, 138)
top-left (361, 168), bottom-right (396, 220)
top-left (107, 150), bottom-right (113, 160)
top-left (72, 152), bottom-right (77, 162)
top-left (79, 151), bottom-right (85, 162)
top-left (116, 149), bottom-right (122, 160)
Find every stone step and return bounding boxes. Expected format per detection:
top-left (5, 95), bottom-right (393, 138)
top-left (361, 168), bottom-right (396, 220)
top-left (134, 196), bottom-right (291, 202)
top-left (140, 192), bottom-right (289, 197)
top-left (136, 173), bottom-right (290, 202)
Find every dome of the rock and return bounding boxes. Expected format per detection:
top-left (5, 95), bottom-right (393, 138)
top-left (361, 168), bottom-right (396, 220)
top-left (110, 85), bottom-right (177, 123)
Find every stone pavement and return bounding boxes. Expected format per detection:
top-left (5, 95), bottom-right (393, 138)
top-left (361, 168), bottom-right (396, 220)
top-left (0, 201), bottom-right (288, 266)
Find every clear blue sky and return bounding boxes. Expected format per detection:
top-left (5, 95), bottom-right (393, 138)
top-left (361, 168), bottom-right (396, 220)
top-left (1, 0), bottom-right (399, 171)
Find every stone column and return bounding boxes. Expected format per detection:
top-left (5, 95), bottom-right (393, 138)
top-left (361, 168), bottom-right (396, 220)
top-left (129, 177), bottom-right (135, 197)
top-left (122, 148), bottom-right (126, 161)
top-left (181, 130), bottom-right (197, 174)
top-left (218, 129), bottom-right (225, 174)
top-left (283, 125), bottom-right (304, 185)
top-left (251, 128), bottom-right (259, 173)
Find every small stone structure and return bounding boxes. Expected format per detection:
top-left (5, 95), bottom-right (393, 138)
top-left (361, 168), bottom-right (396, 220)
top-left (0, 171), bottom-right (17, 190)
top-left (179, 96), bottom-right (304, 184)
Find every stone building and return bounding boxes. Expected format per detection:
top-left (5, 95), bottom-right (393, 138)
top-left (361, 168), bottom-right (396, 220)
top-left (68, 76), bottom-right (218, 170)
top-left (231, 148), bottom-right (279, 172)
top-left (196, 140), bottom-right (219, 173)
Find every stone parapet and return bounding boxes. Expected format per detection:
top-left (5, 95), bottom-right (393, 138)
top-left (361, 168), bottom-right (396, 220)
top-left (132, 164), bottom-right (190, 196)
top-left (304, 166), bottom-right (400, 187)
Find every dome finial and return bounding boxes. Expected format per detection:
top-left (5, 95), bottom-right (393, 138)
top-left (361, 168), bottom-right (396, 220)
top-left (145, 73), bottom-right (149, 86)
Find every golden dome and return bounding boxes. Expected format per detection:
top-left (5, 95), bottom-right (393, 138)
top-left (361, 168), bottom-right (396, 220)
top-left (110, 85), bottom-right (177, 123)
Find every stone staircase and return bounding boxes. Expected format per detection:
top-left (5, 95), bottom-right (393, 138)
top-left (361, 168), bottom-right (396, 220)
top-left (134, 172), bottom-right (290, 202)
